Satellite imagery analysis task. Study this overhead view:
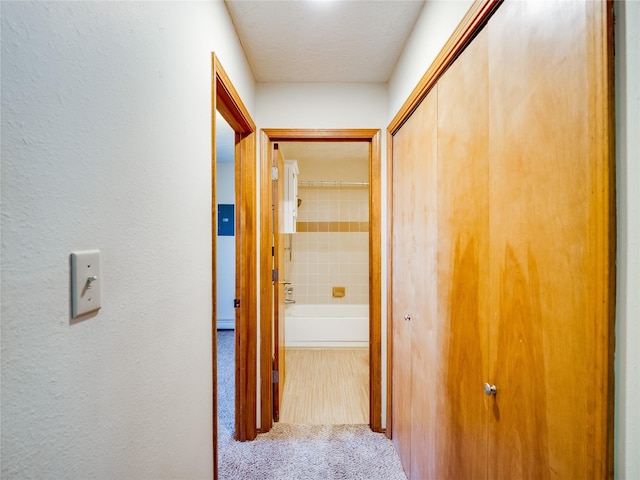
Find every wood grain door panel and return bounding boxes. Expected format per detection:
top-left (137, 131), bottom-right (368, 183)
top-left (436, 27), bottom-right (490, 480)
top-left (407, 91), bottom-right (439, 480)
top-left (391, 87), bottom-right (440, 480)
top-left (391, 113), bottom-right (415, 479)
top-left (487, 1), bottom-right (613, 477)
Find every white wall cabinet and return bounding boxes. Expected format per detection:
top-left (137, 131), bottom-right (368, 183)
top-left (283, 160), bottom-right (299, 234)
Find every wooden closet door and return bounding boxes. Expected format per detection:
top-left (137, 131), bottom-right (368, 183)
top-left (487, 1), bottom-right (614, 477)
top-left (436, 27), bottom-right (490, 480)
top-left (391, 103), bottom-right (416, 478)
top-left (408, 91), bottom-right (439, 480)
top-left (391, 89), bottom-right (439, 480)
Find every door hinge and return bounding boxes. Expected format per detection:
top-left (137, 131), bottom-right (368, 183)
top-left (272, 268), bottom-right (278, 282)
top-left (272, 166), bottom-right (279, 180)
top-left (273, 370), bottom-right (279, 384)
top-left (234, 299), bottom-right (240, 309)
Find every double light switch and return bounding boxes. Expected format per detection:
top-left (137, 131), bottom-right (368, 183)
top-left (71, 250), bottom-right (101, 318)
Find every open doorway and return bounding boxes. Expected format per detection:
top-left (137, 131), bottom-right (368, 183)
top-left (211, 53), bottom-right (257, 480)
top-left (259, 129), bottom-right (383, 434)
top-left (277, 141), bottom-right (371, 424)
top-left (215, 111), bottom-right (236, 440)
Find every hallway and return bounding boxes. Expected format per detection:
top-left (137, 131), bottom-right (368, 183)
top-left (1, 2), bottom-right (636, 479)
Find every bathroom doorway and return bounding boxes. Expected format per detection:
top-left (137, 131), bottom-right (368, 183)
top-left (278, 141), bottom-right (371, 424)
top-left (259, 129), bottom-right (383, 434)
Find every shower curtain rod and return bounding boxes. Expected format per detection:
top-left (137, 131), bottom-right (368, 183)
top-left (298, 181), bottom-right (369, 187)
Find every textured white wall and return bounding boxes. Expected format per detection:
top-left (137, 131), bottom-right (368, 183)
top-left (388, 0), bottom-right (473, 118)
top-left (0, 1), bottom-right (254, 479)
top-left (257, 83), bottom-right (388, 129)
top-left (615, 1), bottom-right (640, 477)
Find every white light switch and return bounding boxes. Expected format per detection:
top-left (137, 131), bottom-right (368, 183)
top-left (71, 250), bottom-right (101, 318)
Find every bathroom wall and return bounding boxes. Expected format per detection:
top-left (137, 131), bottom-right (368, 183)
top-left (279, 143), bottom-right (370, 306)
top-left (291, 185), bottom-right (369, 305)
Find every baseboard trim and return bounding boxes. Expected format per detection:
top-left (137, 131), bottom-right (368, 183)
top-left (217, 319), bottom-right (235, 330)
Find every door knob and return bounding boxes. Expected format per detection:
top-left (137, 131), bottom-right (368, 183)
top-left (483, 383), bottom-right (497, 396)
top-left (403, 314), bottom-right (412, 322)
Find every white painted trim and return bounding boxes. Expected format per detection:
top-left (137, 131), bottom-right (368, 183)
top-left (216, 319), bottom-right (235, 330)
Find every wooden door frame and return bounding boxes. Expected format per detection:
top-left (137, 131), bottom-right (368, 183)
top-left (212, 53), bottom-right (257, 480)
top-left (385, 0), bottom-right (502, 441)
top-left (272, 145), bottom-right (286, 422)
top-left (259, 129), bottom-right (383, 433)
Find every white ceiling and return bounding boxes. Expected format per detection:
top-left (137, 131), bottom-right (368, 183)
top-left (220, 1), bottom-right (425, 169)
top-left (224, 0), bottom-right (426, 83)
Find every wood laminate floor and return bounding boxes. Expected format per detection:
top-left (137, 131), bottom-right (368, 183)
top-left (279, 348), bottom-right (369, 425)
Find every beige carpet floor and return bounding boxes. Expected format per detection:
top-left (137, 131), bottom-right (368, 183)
top-left (218, 422), bottom-right (407, 480)
top-left (216, 331), bottom-right (407, 480)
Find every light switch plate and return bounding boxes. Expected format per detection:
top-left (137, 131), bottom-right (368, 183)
top-left (71, 250), bottom-right (101, 318)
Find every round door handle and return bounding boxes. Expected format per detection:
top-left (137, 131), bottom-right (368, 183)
top-left (483, 383), bottom-right (497, 396)
top-left (403, 314), bottom-right (412, 322)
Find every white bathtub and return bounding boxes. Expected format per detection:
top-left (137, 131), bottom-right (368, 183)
top-left (284, 304), bottom-right (369, 348)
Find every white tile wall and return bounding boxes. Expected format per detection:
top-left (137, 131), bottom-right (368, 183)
top-left (288, 187), bottom-right (369, 305)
